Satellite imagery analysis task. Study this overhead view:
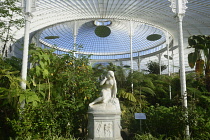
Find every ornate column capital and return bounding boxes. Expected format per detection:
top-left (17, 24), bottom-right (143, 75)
top-left (21, 0), bottom-right (37, 12)
top-left (168, 0), bottom-right (188, 15)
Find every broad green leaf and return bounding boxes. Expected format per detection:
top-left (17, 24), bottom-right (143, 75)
top-left (188, 37), bottom-right (197, 47)
top-left (19, 94), bottom-right (25, 104)
top-left (188, 52), bottom-right (196, 68)
top-left (194, 44), bottom-right (205, 49)
top-left (43, 54), bottom-right (50, 62)
top-left (27, 94), bottom-right (40, 103)
top-left (39, 61), bottom-right (45, 69)
top-left (35, 65), bottom-right (41, 76)
top-left (32, 101), bottom-right (38, 107)
top-left (43, 69), bottom-right (49, 78)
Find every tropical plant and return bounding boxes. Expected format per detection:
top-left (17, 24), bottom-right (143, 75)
top-left (0, 0), bottom-right (24, 56)
top-left (143, 105), bottom-right (186, 139)
top-left (133, 133), bottom-right (158, 140)
top-left (1, 46), bottom-right (210, 139)
top-left (144, 61), bottom-right (167, 74)
top-left (146, 74), bottom-right (172, 106)
top-left (188, 35), bottom-right (210, 91)
top-left (0, 45), bottom-right (98, 139)
top-left (0, 56), bottom-right (23, 139)
top-left (8, 99), bottom-right (78, 139)
top-left (27, 45), bottom-right (97, 137)
top-left (0, 56), bottom-right (22, 110)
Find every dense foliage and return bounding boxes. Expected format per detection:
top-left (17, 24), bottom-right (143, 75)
top-left (144, 60), bottom-right (167, 74)
top-left (0, 46), bottom-right (210, 139)
top-left (188, 35), bottom-right (210, 91)
top-left (0, 46), bottom-right (98, 139)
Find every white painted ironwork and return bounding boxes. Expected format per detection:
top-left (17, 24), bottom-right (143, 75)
top-left (21, 0), bottom-right (36, 12)
top-left (169, 0), bottom-right (189, 138)
top-left (20, 0), bottom-right (36, 108)
top-left (129, 20), bottom-right (134, 94)
top-left (2, 0), bottom-right (210, 73)
top-left (168, 0), bottom-right (188, 14)
top-left (21, 0), bottom-right (35, 90)
top-left (166, 31), bottom-right (172, 100)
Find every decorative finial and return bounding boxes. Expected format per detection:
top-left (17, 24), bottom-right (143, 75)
top-left (168, 0), bottom-right (188, 14)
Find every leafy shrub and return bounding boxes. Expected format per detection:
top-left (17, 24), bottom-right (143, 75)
top-left (8, 99), bottom-right (77, 139)
top-left (144, 106), bottom-right (185, 139)
top-left (133, 133), bottom-right (158, 140)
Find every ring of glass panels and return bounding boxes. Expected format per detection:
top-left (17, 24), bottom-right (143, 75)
top-left (39, 19), bottom-right (169, 60)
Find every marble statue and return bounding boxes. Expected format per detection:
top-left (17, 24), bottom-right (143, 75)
top-left (89, 70), bottom-right (117, 106)
top-left (87, 71), bottom-right (122, 140)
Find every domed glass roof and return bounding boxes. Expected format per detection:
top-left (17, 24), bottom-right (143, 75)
top-left (39, 19), bottom-right (168, 60)
top-left (5, 0), bottom-right (210, 73)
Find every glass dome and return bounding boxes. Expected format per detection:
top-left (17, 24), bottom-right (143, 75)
top-left (39, 19), bottom-right (169, 60)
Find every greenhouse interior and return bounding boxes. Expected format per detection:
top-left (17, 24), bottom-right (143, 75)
top-left (1, 0), bottom-right (210, 139)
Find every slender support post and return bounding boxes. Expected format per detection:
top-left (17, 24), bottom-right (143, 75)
top-left (129, 20), bottom-right (134, 94)
top-left (166, 32), bottom-right (172, 99)
top-left (168, 0), bottom-right (189, 137)
top-left (177, 13), bottom-right (189, 138)
top-left (166, 32), bottom-right (170, 76)
top-left (137, 52), bottom-right (141, 72)
top-left (73, 20), bottom-right (77, 57)
top-left (21, 0), bottom-right (31, 90)
top-left (158, 53), bottom-right (162, 75)
top-left (172, 49), bottom-right (175, 73)
top-left (140, 119), bottom-right (142, 134)
top-left (20, 0), bottom-right (32, 108)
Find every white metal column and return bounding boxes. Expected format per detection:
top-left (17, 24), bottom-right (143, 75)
top-left (158, 53), bottom-right (162, 75)
top-left (169, 0), bottom-right (189, 138)
top-left (137, 52), bottom-right (142, 72)
top-left (129, 20), bottom-right (134, 94)
top-left (20, 0), bottom-right (34, 108)
top-left (21, 0), bottom-right (32, 90)
top-left (166, 32), bottom-right (172, 99)
top-left (177, 13), bottom-right (189, 137)
top-left (73, 20), bottom-right (77, 57)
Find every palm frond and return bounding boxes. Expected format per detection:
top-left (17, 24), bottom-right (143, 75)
top-left (118, 89), bottom-right (136, 102)
top-left (141, 87), bottom-right (156, 96)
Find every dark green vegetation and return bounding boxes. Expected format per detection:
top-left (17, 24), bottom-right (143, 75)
top-left (0, 46), bottom-right (97, 140)
top-left (0, 1), bottom-right (209, 139)
top-left (144, 60), bottom-right (167, 74)
top-left (0, 44), bottom-right (210, 140)
top-left (188, 35), bottom-right (210, 92)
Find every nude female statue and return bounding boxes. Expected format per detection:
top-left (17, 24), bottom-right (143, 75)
top-left (89, 71), bottom-right (117, 106)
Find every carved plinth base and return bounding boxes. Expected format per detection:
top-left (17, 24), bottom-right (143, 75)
top-left (87, 98), bottom-right (122, 140)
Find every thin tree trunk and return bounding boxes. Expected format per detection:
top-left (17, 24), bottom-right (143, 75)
top-left (2, 13), bottom-right (13, 56)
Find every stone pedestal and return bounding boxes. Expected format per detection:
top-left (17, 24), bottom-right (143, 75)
top-left (87, 98), bottom-right (122, 140)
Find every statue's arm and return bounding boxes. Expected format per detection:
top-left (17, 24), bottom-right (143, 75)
top-left (100, 77), bottom-right (107, 86)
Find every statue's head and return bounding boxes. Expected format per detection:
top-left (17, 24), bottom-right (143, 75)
top-left (107, 71), bottom-right (114, 79)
